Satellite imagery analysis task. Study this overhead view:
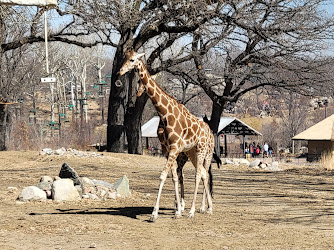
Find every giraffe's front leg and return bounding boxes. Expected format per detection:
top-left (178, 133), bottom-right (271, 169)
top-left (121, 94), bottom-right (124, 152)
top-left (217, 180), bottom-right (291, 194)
top-left (150, 170), bottom-right (167, 222)
top-left (150, 152), bottom-right (179, 222)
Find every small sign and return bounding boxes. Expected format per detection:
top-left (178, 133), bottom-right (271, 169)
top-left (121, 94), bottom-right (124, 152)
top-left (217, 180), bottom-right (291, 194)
top-left (41, 77), bottom-right (56, 83)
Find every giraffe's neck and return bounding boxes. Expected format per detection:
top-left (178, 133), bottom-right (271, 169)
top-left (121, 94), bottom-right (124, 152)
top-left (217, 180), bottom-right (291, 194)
top-left (137, 60), bottom-right (177, 118)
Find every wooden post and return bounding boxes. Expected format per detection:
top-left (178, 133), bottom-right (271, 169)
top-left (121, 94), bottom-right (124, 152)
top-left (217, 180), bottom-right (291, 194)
top-left (243, 134), bottom-right (246, 158)
top-left (224, 134), bottom-right (227, 157)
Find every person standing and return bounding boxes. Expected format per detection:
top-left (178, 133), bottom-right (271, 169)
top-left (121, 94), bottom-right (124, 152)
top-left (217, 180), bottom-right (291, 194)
top-left (263, 142), bottom-right (269, 157)
top-left (268, 145), bottom-right (273, 157)
top-left (250, 143), bottom-right (254, 157)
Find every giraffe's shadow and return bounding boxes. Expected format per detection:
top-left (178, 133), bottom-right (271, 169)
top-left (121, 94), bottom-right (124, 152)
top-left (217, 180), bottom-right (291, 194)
top-left (29, 206), bottom-right (173, 221)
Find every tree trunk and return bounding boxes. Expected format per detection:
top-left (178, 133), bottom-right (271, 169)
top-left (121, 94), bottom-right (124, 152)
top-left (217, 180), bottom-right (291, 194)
top-left (107, 74), bottom-right (128, 152)
top-left (107, 46), bottom-right (129, 152)
top-left (124, 91), bottom-right (149, 154)
top-left (107, 50), bottom-right (150, 154)
top-left (208, 101), bottom-right (224, 156)
top-left (0, 104), bottom-right (7, 150)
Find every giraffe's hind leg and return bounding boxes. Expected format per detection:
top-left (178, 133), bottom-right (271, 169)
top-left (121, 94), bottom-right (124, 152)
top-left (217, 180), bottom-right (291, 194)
top-left (200, 153), bottom-right (214, 214)
top-left (176, 153), bottom-right (188, 212)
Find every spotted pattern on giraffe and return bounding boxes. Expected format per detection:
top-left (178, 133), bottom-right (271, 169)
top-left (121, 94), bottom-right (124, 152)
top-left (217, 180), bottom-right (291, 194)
top-left (119, 49), bottom-right (216, 222)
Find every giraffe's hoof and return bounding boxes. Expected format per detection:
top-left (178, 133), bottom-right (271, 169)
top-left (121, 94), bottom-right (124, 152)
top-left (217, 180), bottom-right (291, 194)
top-left (188, 212), bottom-right (195, 218)
top-left (199, 208), bottom-right (206, 214)
top-left (207, 209), bottom-right (213, 215)
top-left (174, 211), bottom-right (182, 219)
top-left (149, 215), bottom-right (158, 222)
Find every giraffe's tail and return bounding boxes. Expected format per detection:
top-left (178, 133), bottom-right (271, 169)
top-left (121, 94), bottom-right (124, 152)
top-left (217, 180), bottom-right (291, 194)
top-left (209, 150), bottom-right (221, 197)
top-left (208, 164), bottom-right (213, 197)
top-left (213, 150), bottom-right (221, 169)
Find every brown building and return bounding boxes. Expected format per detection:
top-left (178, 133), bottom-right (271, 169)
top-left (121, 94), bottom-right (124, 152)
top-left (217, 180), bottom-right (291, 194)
top-left (293, 114), bottom-right (334, 162)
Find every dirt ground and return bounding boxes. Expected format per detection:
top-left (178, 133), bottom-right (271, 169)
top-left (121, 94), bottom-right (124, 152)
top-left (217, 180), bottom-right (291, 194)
top-left (0, 151), bottom-right (334, 250)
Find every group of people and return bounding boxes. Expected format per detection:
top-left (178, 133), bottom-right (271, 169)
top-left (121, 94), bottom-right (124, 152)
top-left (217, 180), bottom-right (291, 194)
top-left (245, 142), bottom-right (273, 158)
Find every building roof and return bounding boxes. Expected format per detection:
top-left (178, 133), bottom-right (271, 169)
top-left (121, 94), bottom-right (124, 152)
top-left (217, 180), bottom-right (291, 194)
top-left (141, 116), bottom-right (262, 138)
top-left (292, 114), bottom-right (334, 141)
top-left (141, 116), bottom-right (160, 137)
top-left (217, 117), bottom-right (262, 136)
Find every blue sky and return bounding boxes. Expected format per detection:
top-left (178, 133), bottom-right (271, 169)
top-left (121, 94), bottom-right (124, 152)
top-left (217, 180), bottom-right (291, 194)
top-left (321, 0), bottom-right (334, 14)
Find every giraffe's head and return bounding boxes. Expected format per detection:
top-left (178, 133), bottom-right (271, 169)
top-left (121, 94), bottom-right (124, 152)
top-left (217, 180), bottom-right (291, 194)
top-left (119, 49), bottom-right (146, 97)
top-left (119, 49), bottom-right (145, 76)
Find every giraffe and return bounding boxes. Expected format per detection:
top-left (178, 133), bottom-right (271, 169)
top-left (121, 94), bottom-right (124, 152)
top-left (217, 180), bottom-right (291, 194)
top-left (119, 49), bottom-right (217, 222)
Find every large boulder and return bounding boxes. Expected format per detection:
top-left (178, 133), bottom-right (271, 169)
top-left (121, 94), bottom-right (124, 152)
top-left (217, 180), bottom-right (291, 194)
top-left (18, 186), bottom-right (47, 201)
top-left (40, 176), bottom-right (53, 183)
top-left (267, 161), bottom-right (281, 171)
top-left (52, 179), bottom-right (81, 201)
top-left (250, 159), bottom-right (261, 168)
top-left (114, 175), bottom-right (130, 197)
top-left (239, 159), bottom-right (250, 166)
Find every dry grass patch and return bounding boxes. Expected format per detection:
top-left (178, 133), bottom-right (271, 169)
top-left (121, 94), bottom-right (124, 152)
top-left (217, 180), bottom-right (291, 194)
top-left (319, 151), bottom-right (334, 170)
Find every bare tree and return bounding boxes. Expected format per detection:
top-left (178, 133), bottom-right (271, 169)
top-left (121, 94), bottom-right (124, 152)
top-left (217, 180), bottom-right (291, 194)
top-left (170, 0), bottom-right (334, 154)
top-left (1, 1), bottom-right (334, 154)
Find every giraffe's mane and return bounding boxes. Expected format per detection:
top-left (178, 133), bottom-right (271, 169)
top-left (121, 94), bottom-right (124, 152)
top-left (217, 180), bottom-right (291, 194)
top-left (140, 59), bottom-right (180, 105)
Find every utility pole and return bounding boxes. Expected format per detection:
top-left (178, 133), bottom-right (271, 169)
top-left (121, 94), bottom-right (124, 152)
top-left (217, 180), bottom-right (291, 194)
top-left (96, 57), bottom-right (105, 123)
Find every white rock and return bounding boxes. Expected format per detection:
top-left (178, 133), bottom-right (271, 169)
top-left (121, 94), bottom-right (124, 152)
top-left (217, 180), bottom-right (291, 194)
top-left (260, 163), bottom-right (267, 169)
top-left (87, 193), bottom-right (100, 200)
top-left (52, 179), bottom-right (81, 202)
top-left (41, 148), bottom-right (53, 155)
top-left (225, 159), bottom-right (233, 165)
top-left (239, 159), bottom-right (250, 166)
top-left (54, 148), bottom-right (66, 156)
top-left (81, 177), bottom-right (94, 186)
top-left (114, 175), bottom-right (131, 197)
top-left (8, 186), bottom-right (18, 191)
top-left (100, 189), bottom-right (107, 198)
top-left (18, 186), bottom-right (47, 201)
top-left (108, 191), bottom-right (117, 200)
top-left (40, 176), bottom-right (53, 183)
top-left (82, 194), bottom-right (90, 199)
top-left (266, 161), bottom-right (281, 171)
top-left (250, 159), bottom-right (261, 168)
top-left (232, 158), bottom-right (241, 164)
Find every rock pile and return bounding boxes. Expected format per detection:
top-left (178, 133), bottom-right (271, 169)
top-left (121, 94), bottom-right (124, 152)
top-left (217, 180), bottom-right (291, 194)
top-left (40, 148), bottom-right (104, 157)
top-left (222, 158), bottom-right (281, 171)
top-left (17, 162), bottom-right (130, 202)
